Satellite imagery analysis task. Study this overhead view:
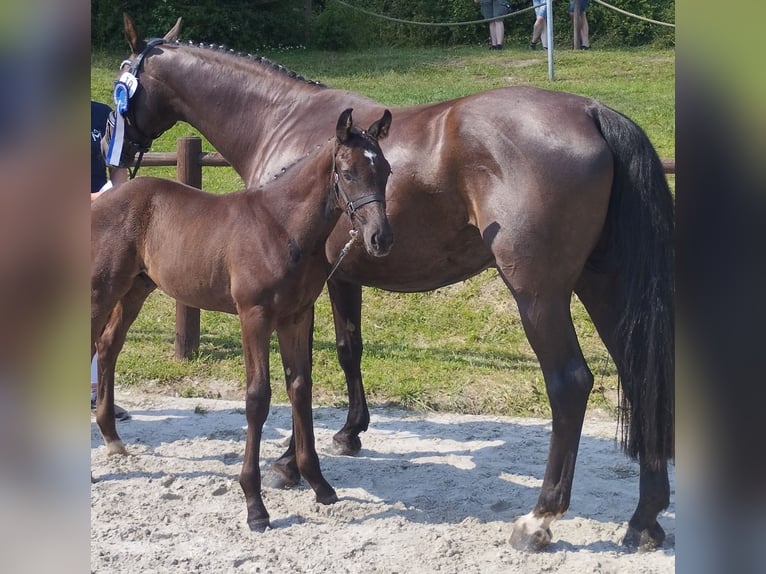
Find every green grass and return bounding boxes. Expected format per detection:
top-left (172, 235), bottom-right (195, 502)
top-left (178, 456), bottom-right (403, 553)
top-left (91, 45), bottom-right (673, 418)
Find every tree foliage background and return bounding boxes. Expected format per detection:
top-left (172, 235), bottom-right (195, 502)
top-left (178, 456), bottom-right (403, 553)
top-left (91, 0), bottom-right (674, 52)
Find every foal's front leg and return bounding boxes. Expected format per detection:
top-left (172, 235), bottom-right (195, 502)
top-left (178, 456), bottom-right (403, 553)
top-left (238, 306), bottom-right (274, 532)
top-left (276, 306), bottom-right (338, 505)
top-left (267, 279), bottom-right (367, 486)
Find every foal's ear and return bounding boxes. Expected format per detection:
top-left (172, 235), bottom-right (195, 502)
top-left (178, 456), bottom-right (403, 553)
top-left (367, 109), bottom-right (392, 141)
top-left (123, 13), bottom-right (146, 55)
top-left (163, 17), bottom-right (183, 42)
top-left (336, 108), bottom-right (354, 144)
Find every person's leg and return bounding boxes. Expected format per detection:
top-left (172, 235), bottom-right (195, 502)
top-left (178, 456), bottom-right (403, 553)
top-left (492, 21), bottom-right (505, 48)
top-left (91, 353), bottom-right (98, 407)
top-left (580, 12), bottom-right (590, 48)
top-left (532, 17), bottom-right (545, 47)
top-left (531, 3), bottom-right (547, 48)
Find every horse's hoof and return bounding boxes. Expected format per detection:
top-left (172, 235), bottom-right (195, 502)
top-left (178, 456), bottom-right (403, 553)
top-left (262, 468), bottom-right (300, 490)
top-left (510, 525), bottom-right (552, 551)
top-left (247, 518), bottom-right (271, 533)
top-left (510, 513), bottom-right (553, 551)
top-left (316, 488), bottom-right (339, 505)
top-left (331, 432), bottom-right (362, 456)
top-left (622, 522), bottom-right (665, 551)
top-left (106, 440), bottom-right (127, 455)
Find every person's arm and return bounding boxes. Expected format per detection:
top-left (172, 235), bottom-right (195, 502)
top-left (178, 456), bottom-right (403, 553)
top-left (108, 166), bottom-right (128, 187)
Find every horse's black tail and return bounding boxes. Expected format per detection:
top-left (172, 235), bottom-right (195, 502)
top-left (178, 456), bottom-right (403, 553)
top-left (589, 103), bottom-right (674, 470)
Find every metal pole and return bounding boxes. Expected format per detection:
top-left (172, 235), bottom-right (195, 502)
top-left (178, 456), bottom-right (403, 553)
top-left (546, 0), bottom-right (554, 80)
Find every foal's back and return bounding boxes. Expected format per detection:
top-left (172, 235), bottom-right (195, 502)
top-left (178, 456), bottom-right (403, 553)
top-left (92, 177), bottom-right (280, 314)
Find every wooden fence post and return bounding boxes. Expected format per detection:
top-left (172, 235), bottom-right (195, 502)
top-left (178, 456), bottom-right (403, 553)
top-left (174, 137), bottom-right (202, 359)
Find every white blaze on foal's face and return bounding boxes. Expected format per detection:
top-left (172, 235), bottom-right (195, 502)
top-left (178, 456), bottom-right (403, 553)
top-left (364, 149), bottom-right (377, 165)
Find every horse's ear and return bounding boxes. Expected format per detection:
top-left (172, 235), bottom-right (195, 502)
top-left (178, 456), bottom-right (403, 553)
top-left (367, 109), bottom-right (392, 141)
top-left (123, 13), bottom-right (146, 55)
top-left (336, 108), bottom-right (354, 144)
top-left (163, 17), bottom-right (183, 41)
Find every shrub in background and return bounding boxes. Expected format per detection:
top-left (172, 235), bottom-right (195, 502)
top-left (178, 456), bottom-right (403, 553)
top-left (91, 0), bottom-right (674, 52)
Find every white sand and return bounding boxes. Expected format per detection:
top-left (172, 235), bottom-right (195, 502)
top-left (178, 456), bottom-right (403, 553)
top-left (91, 390), bottom-right (675, 573)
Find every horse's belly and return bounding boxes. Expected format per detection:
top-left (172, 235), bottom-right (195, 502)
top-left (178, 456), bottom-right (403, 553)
top-left (145, 259), bottom-right (238, 314)
top-left (331, 223), bottom-right (493, 292)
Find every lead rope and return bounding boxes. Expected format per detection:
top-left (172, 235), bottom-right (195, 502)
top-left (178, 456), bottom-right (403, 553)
top-left (129, 150), bottom-right (145, 179)
top-left (327, 228), bottom-right (359, 281)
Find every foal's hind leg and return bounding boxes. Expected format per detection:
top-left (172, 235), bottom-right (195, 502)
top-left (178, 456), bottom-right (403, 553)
top-left (504, 288), bottom-right (594, 551)
top-left (93, 277), bottom-right (155, 454)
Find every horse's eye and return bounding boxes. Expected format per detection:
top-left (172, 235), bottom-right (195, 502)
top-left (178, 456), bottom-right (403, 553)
top-left (342, 170), bottom-right (353, 182)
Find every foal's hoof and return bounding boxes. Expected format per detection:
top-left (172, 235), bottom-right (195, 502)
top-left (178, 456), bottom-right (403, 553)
top-left (106, 440), bottom-right (127, 455)
top-left (261, 459), bottom-right (301, 490)
top-left (316, 488), bottom-right (339, 505)
top-left (622, 522), bottom-right (665, 551)
top-left (247, 518), bottom-right (271, 533)
top-left (510, 513), bottom-right (553, 551)
top-left (262, 468), bottom-right (300, 490)
top-left (331, 432), bottom-right (362, 456)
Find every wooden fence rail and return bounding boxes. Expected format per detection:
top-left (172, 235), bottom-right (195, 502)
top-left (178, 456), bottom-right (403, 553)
top-left (148, 137), bottom-right (676, 359)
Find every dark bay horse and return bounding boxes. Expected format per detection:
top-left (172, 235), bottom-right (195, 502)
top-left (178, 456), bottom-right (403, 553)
top-left (92, 108), bottom-right (394, 530)
top-left (109, 15), bottom-right (674, 549)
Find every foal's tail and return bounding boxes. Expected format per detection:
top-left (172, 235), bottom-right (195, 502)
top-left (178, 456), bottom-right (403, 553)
top-left (589, 103), bottom-right (674, 469)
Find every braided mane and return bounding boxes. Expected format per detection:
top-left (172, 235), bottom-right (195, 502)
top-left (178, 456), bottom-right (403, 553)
top-left (169, 39), bottom-right (326, 88)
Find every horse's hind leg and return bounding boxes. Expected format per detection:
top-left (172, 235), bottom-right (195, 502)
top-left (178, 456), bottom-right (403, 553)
top-left (93, 276), bottom-right (155, 454)
top-left (327, 278), bottom-right (369, 455)
top-left (575, 269), bottom-right (670, 549)
top-left (503, 287), bottom-right (594, 551)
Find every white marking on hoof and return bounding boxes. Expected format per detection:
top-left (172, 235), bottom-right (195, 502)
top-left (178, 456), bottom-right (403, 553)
top-left (106, 440), bottom-right (127, 455)
top-left (510, 511), bottom-right (556, 551)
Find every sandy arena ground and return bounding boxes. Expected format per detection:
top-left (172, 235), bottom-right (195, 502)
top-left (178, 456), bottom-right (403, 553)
top-left (91, 390), bottom-right (675, 573)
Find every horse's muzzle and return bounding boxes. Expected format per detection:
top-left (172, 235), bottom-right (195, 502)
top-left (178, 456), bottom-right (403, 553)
top-left (366, 224), bottom-right (394, 258)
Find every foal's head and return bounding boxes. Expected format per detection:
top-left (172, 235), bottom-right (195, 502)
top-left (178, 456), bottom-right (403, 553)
top-left (331, 108), bottom-right (394, 258)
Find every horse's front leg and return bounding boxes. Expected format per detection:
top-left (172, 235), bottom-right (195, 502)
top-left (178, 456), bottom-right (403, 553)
top-left (508, 293), bottom-right (594, 551)
top-left (238, 306), bottom-right (274, 532)
top-left (276, 306), bottom-right (338, 505)
top-left (326, 278), bottom-right (369, 455)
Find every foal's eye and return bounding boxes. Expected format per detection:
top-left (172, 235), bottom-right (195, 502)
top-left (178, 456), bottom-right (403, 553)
top-left (342, 170), bottom-right (353, 182)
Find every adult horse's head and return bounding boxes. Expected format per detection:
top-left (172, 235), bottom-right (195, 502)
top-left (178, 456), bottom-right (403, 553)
top-left (100, 14), bottom-right (183, 169)
top-left (331, 108), bottom-right (394, 258)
